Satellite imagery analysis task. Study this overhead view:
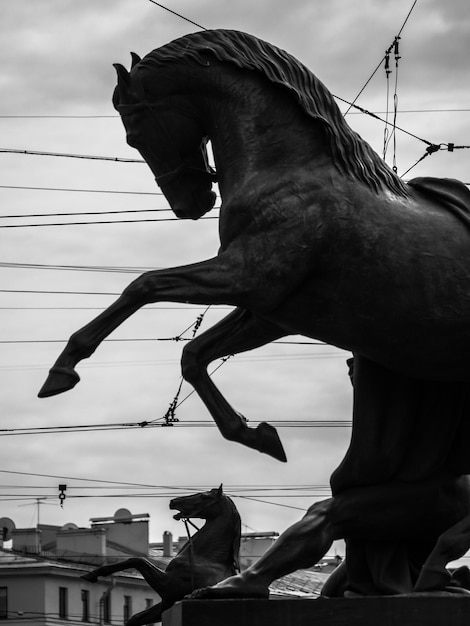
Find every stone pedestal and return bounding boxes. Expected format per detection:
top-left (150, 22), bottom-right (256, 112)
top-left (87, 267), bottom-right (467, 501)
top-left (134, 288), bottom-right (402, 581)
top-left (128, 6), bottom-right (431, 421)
top-left (163, 596), bottom-right (470, 626)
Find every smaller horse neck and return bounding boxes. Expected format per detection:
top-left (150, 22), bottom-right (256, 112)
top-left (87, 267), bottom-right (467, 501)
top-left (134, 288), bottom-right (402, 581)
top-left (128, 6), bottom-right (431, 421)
top-left (178, 499), bottom-right (240, 565)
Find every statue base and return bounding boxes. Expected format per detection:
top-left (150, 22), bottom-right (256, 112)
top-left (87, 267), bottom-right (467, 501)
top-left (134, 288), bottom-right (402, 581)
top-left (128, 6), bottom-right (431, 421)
top-left (162, 596), bottom-right (470, 626)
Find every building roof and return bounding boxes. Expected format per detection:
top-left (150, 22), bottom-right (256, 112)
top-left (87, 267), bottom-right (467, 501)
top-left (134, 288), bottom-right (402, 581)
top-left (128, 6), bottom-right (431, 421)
top-left (270, 569), bottom-right (329, 598)
top-left (149, 547), bottom-right (329, 598)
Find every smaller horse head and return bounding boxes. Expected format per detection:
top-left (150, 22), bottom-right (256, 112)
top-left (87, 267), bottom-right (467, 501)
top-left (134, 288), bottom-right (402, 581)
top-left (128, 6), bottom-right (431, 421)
top-left (112, 54), bottom-right (217, 220)
top-left (170, 484), bottom-right (227, 521)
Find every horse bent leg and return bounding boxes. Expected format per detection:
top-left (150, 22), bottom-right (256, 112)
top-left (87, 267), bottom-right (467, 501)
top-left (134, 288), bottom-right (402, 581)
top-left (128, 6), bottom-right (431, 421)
top-left (38, 257), bottom-right (245, 398)
top-left (191, 498), bottom-right (334, 598)
top-left (181, 308), bottom-right (287, 461)
top-left (82, 558), bottom-right (167, 592)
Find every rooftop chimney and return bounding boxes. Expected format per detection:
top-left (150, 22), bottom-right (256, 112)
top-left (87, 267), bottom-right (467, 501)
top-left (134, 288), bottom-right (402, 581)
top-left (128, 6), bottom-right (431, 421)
top-left (163, 531), bottom-right (173, 557)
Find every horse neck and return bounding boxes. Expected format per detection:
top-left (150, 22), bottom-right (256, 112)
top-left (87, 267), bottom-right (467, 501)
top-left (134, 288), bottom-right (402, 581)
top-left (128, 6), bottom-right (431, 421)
top-left (199, 64), bottom-right (331, 194)
top-left (183, 502), bottom-right (239, 563)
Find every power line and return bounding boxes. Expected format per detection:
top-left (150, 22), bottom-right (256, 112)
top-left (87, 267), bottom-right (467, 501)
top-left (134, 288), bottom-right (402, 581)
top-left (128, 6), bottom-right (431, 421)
top-left (334, 95), bottom-right (433, 147)
top-left (0, 262), bottom-right (152, 273)
top-left (348, 108), bottom-right (470, 114)
top-left (0, 469), bottom-right (331, 491)
top-left (0, 288), bottom-right (121, 296)
top-left (0, 184), bottom-right (163, 196)
top-left (0, 114), bottom-right (117, 119)
top-left (0, 288), bottom-right (226, 296)
top-left (147, 0), bottom-right (207, 30)
top-left (0, 484), bottom-right (330, 492)
top-left (0, 335), bottom-right (325, 346)
top-left (344, 0), bottom-right (418, 114)
top-left (0, 147), bottom-right (143, 163)
top-left (0, 306), bottom-right (229, 311)
top-left (0, 420), bottom-right (351, 437)
top-left (2, 108), bottom-right (470, 119)
top-left (0, 216), bottom-right (218, 228)
top-left (0, 209), bottom-right (172, 219)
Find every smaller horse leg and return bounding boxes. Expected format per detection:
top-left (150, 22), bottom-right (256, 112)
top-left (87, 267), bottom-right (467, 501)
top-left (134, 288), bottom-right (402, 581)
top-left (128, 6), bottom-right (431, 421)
top-left (181, 308), bottom-right (287, 461)
top-left (81, 558), bottom-right (167, 593)
top-left (126, 602), bottom-right (163, 626)
top-left (191, 498), bottom-right (334, 599)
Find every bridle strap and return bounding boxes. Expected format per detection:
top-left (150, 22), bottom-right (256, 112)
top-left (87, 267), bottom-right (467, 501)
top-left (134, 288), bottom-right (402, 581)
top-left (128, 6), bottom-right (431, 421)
top-left (155, 164), bottom-right (217, 187)
top-left (116, 99), bottom-right (217, 188)
top-left (182, 517), bottom-right (196, 590)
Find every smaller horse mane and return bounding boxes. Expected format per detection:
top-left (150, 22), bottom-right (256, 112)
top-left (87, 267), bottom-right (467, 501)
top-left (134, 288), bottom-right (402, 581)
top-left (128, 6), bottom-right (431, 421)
top-left (223, 495), bottom-right (242, 571)
top-left (139, 29), bottom-right (409, 198)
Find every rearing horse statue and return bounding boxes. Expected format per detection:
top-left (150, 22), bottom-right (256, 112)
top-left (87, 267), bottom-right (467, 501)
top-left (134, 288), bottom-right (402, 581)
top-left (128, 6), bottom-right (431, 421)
top-left (39, 30), bottom-right (470, 463)
top-left (81, 486), bottom-right (240, 625)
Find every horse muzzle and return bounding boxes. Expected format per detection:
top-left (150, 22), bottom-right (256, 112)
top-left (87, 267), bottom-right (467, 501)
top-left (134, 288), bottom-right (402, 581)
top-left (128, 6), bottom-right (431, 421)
top-left (169, 498), bottom-right (185, 520)
top-left (172, 189), bottom-right (217, 220)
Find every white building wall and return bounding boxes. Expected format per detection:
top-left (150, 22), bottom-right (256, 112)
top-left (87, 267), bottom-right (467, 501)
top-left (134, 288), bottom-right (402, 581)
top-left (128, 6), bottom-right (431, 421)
top-left (0, 561), bottom-right (161, 626)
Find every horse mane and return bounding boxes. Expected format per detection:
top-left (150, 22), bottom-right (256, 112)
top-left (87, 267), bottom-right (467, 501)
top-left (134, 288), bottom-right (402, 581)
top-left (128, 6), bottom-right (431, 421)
top-left (139, 29), bottom-right (409, 197)
top-left (223, 495), bottom-right (242, 572)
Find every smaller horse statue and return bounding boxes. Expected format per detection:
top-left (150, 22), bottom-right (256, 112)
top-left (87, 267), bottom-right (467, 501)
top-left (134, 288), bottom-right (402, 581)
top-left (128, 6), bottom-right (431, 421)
top-left (81, 485), bottom-right (240, 625)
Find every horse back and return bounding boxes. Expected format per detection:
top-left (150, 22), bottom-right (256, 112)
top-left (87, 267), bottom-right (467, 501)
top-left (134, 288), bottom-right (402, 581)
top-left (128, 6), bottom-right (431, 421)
top-left (407, 177), bottom-right (470, 231)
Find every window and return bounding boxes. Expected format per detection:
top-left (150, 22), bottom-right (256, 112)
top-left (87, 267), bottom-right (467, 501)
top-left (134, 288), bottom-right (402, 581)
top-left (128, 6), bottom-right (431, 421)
top-left (123, 597), bottom-right (132, 624)
top-left (59, 587), bottom-right (68, 620)
top-left (81, 590), bottom-right (89, 622)
top-left (145, 599), bottom-right (153, 626)
top-left (102, 594), bottom-right (111, 624)
top-left (0, 587), bottom-right (7, 620)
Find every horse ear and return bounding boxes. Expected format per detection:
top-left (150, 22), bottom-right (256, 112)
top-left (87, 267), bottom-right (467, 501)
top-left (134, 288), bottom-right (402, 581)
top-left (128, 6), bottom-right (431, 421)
top-left (113, 63), bottom-right (131, 87)
top-left (113, 63), bottom-right (134, 106)
top-left (113, 63), bottom-right (130, 104)
top-left (130, 52), bottom-right (141, 68)
top-left (218, 484), bottom-right (223, 495)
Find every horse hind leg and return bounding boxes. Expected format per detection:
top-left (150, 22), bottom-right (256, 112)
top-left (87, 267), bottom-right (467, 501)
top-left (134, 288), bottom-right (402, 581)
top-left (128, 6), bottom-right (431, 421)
top-left (126, 602), bottom-right (163, 626)
top-left (181, 308), bottom-right (287, 462)
top-left (81, 558), bottom-right (167, 593)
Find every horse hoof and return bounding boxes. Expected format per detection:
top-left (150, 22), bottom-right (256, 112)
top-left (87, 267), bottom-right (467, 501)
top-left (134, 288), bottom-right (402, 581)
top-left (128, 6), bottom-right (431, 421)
top-left (38, 366), bottom-right (80, 398)
top-left (81, 572), bottom-right (98, 583)
top-left (256, 422), bottom-right (287, 462)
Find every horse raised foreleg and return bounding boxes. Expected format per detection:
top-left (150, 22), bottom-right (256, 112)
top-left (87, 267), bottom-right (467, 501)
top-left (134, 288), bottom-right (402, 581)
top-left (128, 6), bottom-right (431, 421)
top-left (181, 308), bottom-right (287, 461)
top-left (38, 257), bottom-right (249, 398)
top-left (81, 558), bottom-right (167, 593)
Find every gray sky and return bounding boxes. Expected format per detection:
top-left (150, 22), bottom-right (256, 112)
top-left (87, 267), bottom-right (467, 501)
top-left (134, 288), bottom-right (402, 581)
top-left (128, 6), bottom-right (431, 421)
top-left (1, 0), bottom-right (469, 551)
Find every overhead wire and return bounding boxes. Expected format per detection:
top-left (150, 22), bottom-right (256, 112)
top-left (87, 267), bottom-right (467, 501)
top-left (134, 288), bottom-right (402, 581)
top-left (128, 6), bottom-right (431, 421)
top-left (0, 209), bottom-right (173, 219)
top-left (0, 184), bottom-right (163, 196)
top-left (0, 420), bottom-right (351, 437)
top-left (147, 0), bottom-right (207, 30)
top-left (344, 0), bottom-right (418, 115)
top-left (0, 216), bottom-right (218, 228)
top-left (0, 147), bottom-right (143, 163)
top-left (2, 108), bottom-right (470, 118)
top-left (0, 470), bottom-right (333, 513)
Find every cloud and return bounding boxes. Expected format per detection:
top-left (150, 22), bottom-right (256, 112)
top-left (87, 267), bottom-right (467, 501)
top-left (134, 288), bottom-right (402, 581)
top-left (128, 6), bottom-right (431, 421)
top-left (1, 0), bottom-right (469, 553)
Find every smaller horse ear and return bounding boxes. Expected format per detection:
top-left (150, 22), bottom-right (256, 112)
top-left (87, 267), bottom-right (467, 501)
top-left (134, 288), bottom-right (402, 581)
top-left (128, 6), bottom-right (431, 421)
top-left (113, 63), bottom-right (131, 88)
top-left (218, 484), bottom-right (223, 495)
top-left (130, 52), bottom-right (141, 68)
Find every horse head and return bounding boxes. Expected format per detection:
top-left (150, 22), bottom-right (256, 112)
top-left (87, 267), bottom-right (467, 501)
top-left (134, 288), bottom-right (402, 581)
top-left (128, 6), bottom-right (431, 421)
top-left (169, 484), bottom-right (226, 521)
top-left (112, 55), bottom-right (217, 220)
